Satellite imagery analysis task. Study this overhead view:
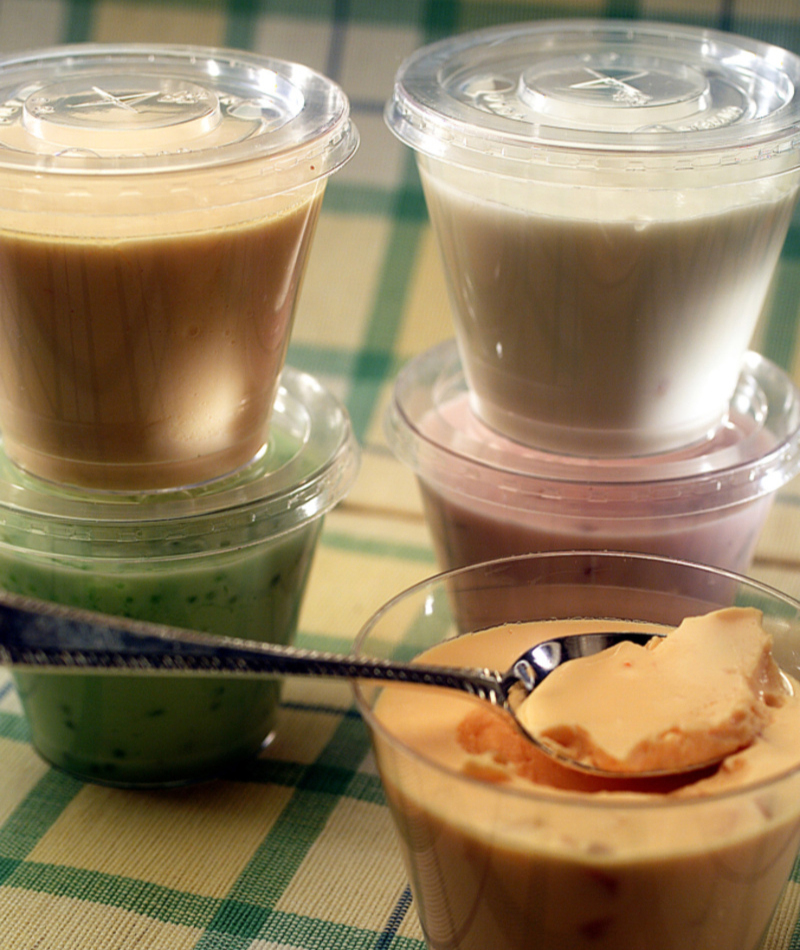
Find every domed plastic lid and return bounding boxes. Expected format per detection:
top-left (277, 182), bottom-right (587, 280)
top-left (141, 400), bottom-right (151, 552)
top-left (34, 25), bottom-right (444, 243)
top-left (0, 43), bottom-right (357, 181)
top-left (386, 340), bottom-right (800, 515)
top-left (387, 20), bottom-right (800, 179)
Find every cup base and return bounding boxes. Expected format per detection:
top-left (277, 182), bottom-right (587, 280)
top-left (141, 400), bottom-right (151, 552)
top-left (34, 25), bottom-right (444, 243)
top-left (2, 433), bottom-right (271, 492)
top-left (468, 385), bottom-right (729, 459)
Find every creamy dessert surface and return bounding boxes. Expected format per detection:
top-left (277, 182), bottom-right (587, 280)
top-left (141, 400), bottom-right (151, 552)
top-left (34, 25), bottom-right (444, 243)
top-left (517, 607), bottom-right (789, 775)
top-left (374, 609), bottom-right (800, 804)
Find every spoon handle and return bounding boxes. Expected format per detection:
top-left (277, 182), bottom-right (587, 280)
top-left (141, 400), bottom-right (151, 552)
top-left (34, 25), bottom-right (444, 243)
top-left (0, 589), bottom-right (506, 704)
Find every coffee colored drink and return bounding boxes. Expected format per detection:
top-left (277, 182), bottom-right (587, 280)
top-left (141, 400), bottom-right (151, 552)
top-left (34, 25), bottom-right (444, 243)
top-left (0, 195), bottom-right (321, 487)
top-left (0, 45), bottom-right (357, 487)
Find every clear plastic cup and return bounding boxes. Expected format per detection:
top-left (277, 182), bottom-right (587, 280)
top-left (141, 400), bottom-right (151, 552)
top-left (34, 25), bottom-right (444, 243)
top-left (386, 340), bottom-right (800, 575)
top-left (354, 552), bottom-right (800, 950)
top-left (7, 365), bottom-right (359, 787)
top-left (0, 44), bottom-right (358, 489)
top-left (386, 21), bottom-right (800, 456)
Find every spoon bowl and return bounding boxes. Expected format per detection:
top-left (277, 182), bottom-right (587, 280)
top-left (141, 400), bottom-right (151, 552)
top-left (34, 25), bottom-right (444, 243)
top-left (0, 588), bottom-right (698, 779)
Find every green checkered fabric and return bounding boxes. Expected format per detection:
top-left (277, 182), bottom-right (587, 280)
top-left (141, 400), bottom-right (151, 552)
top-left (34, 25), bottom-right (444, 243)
top-left (4, 1), bottom-right (800, 948)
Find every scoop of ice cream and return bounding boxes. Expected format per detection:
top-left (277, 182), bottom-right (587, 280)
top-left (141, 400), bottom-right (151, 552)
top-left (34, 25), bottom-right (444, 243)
top-left (515, 607), bottom-right (791, 774)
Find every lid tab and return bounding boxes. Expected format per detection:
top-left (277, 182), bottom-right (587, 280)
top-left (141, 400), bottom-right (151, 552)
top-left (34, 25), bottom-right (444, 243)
top-left (0, 44), bottom-right (357, 178)
top-left (387, 21), bottom-right (800, 176)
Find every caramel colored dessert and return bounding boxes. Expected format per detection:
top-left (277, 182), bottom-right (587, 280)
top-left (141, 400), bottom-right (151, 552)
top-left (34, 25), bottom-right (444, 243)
top-left (371, 610), bottom-right (800, 950)
top-left (517, 608), bottom-right (789, 774)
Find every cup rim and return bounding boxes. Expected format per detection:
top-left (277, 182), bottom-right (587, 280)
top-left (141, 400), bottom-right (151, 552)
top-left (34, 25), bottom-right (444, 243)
top-left (0, 363), bottom-right (360, 537)
top-left (386, 19), bottom-right (800, 181)
top-left (385, 340), bottom-right (800, 514)
top-left (353, 549), bottom-right (800, 810)
top-left (0, 43), bottom-right (359, 182)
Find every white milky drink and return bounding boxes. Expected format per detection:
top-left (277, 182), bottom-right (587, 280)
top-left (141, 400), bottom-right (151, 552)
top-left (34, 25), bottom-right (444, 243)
top-left (387, 21), bottom-right (800, 455)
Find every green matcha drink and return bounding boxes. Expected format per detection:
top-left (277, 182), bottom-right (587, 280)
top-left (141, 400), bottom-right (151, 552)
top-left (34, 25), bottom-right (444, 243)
top-left (3, 366), bottom-right (359, 786)
top-left (10, 522), bottom-right (320, 785)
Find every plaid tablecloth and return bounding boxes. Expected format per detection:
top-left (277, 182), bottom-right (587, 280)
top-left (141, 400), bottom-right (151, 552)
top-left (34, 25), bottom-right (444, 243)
top-left (4, 0), bottom-right (800, 948)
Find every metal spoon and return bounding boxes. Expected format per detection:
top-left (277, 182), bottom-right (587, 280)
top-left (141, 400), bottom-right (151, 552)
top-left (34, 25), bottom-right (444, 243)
top-left (0, 588), bottom-right (688, 779)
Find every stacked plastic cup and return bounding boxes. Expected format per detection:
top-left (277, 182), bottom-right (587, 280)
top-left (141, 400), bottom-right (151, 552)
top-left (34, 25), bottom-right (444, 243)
top-left (0, 44), bottom-right (360, 785)
top-left (384, 19), bottom-right (800, 575)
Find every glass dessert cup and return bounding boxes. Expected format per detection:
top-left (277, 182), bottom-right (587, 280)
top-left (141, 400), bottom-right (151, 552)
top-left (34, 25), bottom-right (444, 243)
top-left (386, 21), bottom-right (800, 455)
top-left (386, 340), bottom-right (800, 575)
top-left (354, 551), bottom-right (800, 950)
top-left (0, 44), bottom-right (358, 489)
top-left (7, 365), bottom-right (360, 787)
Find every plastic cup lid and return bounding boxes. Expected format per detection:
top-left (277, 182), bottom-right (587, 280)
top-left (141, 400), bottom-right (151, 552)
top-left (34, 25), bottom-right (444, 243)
top-left (0, 365), bottom-right (360, 551)
top-left (386, 20), bottom-right (800, 179)
top-left (0, 43), bottom-right (358, 182)
top-left (386, 341), bottom-right (800, 515)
